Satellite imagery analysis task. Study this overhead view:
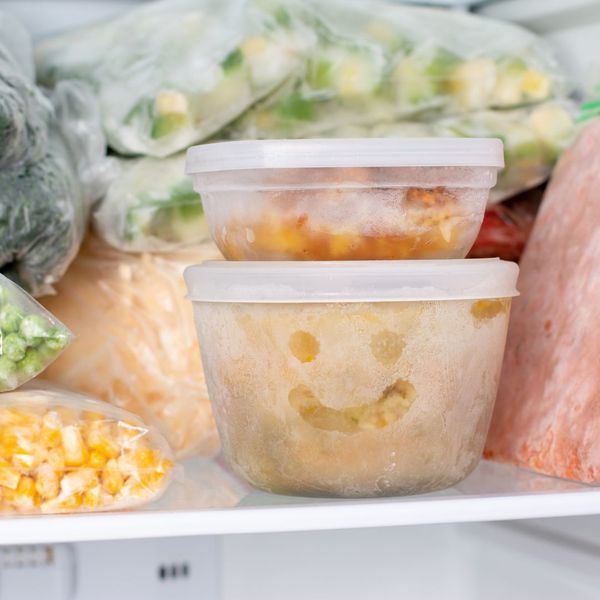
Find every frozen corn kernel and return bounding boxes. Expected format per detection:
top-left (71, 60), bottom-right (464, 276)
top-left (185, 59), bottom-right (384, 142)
top-left (0, 390), bottom-right (174, 514)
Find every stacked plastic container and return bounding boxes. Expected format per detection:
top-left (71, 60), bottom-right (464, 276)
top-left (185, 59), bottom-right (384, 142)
top-left (184, 138), bottom-right (519, 498)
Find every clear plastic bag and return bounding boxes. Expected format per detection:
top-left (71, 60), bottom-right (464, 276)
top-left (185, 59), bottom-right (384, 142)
top-left (224, 0), bottom-right (566, 140)
top-left (0, 274), bottom-right (72, 392)
top-left (0, 386), bottom-right (174, 514)
top-left (94, 153), bottom-right (209, 253)
top-left (41, 236), bottom-right (220, 459)
top-left (0, 79), bottom-right (117, 296)
top-left (35, 0), bottom-right (316, 157)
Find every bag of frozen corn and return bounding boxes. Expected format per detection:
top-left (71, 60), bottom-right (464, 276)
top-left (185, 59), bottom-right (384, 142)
top-left (41, 236), bottom-right (220, 459)
top-left (94, 153), bottom-right (209, 252)
top-left (225, 0), bottom-right (566, 140)
top-left (35, 0), bottom-right (316, 157)
top-left (0, 387), bottom-right (173, 514)
top-left (0, 274), bottom-right (72, 392)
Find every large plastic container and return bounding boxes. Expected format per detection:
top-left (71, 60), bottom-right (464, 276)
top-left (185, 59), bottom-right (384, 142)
top-left (185, 259), bottom-right (519, 497)
top-left (186, 138), bottom-right (504, 261)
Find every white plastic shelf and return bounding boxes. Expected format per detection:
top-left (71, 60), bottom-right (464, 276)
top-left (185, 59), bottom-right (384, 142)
top-left (1, 460), bottom-right (600, 545)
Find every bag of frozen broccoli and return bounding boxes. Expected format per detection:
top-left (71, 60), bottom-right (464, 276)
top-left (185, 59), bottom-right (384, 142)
top-left (0, 79), bottom-right (116, 296)
top-left (225, 0), bottom-right (566, 140)
top-left (35, 0), bottom-right (316, 157)
top-left (0, 274), bottom-right (72, 392)
top-left (0, 386), bottom-right (174, 514)
top-left (0, 11), bottom-right (51, 169)
top-left (94, 153), bottom-right (209, 252)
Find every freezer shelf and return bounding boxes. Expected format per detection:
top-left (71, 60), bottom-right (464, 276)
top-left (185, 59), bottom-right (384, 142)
top-left (0, 459), bottom-right (599, 545)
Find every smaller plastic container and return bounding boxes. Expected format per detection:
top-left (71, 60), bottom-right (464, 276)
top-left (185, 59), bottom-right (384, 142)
top-left (186, 138), bottom-right (504, 261)
top-left (185, 259), bottom-right (519, 498)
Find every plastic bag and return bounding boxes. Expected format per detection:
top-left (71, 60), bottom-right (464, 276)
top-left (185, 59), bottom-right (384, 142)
top-left (0, 274), bottom-right (72, 392)
top-left (41, 236), bottom-right (220, 459)
top-left (0, 386), bottom-right (174, 514)
top-left (0, 11), bottom-right (51, 169)
top-left (94, 153), bottom-right (209, 253)
top-left (311, 101), bottom-right (575, 203)
top-left (35, 0), bottom-right (316, 157)
top-left (224, 0), bottom-right (566, 140)
top-left (0, 79), bottom-right (117, 296)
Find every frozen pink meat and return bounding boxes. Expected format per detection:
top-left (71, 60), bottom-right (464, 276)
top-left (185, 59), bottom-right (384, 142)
top-left (484, 119), bottom-right (600, 483)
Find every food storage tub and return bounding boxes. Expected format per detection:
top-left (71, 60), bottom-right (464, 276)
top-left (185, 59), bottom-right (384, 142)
top-left (185, 138), bottom-right (504, 261)
top-left (185, 259), bottom-right (519, 497)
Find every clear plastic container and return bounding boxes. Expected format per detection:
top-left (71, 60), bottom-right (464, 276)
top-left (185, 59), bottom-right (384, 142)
top-left (186, 138), bottom-right (504, 261)
top-left (185, 259), bottom-right (519, 497)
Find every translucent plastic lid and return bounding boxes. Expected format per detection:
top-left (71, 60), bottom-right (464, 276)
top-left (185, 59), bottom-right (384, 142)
top-left (185, 259), bottom-right (519, 303)
top-left (186, 138), bottom-right (505, 174)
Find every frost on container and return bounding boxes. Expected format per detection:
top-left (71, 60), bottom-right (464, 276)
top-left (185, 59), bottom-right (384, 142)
top-left (0, 274), bottom-right (71, 392)
top-left (186, 138), bottom-right (504, 261)
top-left (0, 388), bottom-right (173, 514)
top-left (185, 260), bottom-right (519, 497)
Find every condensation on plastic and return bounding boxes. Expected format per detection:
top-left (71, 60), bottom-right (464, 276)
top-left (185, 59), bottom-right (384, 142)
top-left (224, 0), bottom-right (567, 141)
top-left (0, 274), bottom-right (72, 392)
top-left (315, 101), bottom-right (577, 203)
top-left (35, 0), bottom-right (317, 157)
top-left (190, 296), bottom-right (514, 497)
top-left (94, 152), bottom-right (209, 253)
top-left (0, 386), bottom-right (174, 514)
top-left (41, 236), bottom-right (221, 460)
top-left (0, 10), bottom-right (52, 169)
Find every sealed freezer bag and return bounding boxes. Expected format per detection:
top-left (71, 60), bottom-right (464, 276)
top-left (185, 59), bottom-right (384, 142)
top-left (0, 387), bottom-right (174, 514)
top-left (42, 237), bottom-right (220, 459)
top-left (315, 101), bottom-right (575, 203)
top-left (0, 275), bottom-right (71, 392)
top-left (0, 80), bottom-right (116, 296)
top-left (94, 153), bottom-right (209, 252)
top-left (225, 0), bottom-right (566, 140)
top-left (0, 11), bottom-right (51, 169)
top-left (35, 0), bottom-right (316, 157)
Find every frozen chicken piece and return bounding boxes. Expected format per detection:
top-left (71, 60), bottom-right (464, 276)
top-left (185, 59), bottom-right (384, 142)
top-left (42, 237), bottom-right (220, 459)
top-left (0, 388), bottom-right (173, 514)
top-left (485, 120), bottom-right (600, 483)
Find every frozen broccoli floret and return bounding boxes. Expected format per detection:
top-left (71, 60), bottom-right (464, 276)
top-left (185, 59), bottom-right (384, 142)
top-left (0, 303), bottom-right (23, 333)
top-left (2, 332), bottom-right (27, 362)
top-left (17, 348), bottom-right (44, 379)
top-left (0, 355), bottom-right (17, 390)
top-left (20, 313), bottom-right (51, 344)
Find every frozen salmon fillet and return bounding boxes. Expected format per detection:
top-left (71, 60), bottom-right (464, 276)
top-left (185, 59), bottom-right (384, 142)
top-left (484, 119), bottom-right (600, 483)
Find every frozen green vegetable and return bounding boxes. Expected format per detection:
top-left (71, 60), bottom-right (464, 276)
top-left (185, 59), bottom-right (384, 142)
top-left (0, 80), bottom-right (116, 296)
top-left (0, 274), bottom-right (72, 392)
top-left (224, 0), bottom-right (566, 140)
top-left (94, 153), bottom-right (209, 252)
top-left (35, 0), bottom-right (316, 157)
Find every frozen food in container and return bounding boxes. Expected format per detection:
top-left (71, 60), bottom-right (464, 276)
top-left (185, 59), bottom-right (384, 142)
top-left (186, 138), bottom-right (504, 261)
top-left (185, 259), bottom-right (519, 497)
top-left (0, 387), bottom-right (174, 514)
top-left (0, 274), bottom-right (72, 392)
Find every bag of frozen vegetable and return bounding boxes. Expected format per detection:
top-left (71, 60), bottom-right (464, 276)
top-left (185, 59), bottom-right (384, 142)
top-left (41, 236), bottom-right (220, 459)
top-left (0, 274), bottom-right (72, 392)
top-left (94, 153), bottom-right (209, 253)
top-left (0, 386), bottom-right (174, 514)
top-left (225, 0), bottom-right (566, 140)
top-left (0, 79), bottom-right (115, 296)
top-left (35, 0), bottom-right (316, 157)
top-left (0, 11), bottom-right (51, 169)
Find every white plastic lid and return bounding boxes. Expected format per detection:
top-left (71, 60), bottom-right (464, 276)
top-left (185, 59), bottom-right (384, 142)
top-left (186, 138), bottom-right (505, 174)
top-left (185, 259), bottom-right (519, 303)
